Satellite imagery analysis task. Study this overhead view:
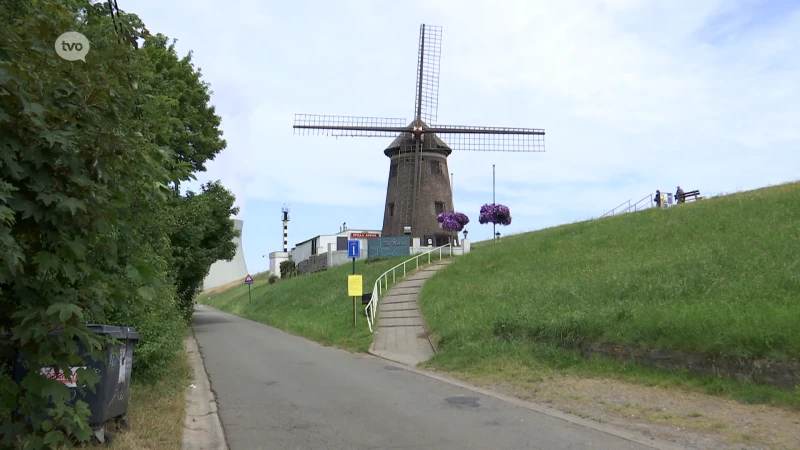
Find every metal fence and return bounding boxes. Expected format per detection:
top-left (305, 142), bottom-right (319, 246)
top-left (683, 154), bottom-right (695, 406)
top-left (599, 194), bottom-right (653, 218)
top-left (364, 244), bottom-right (453, 333)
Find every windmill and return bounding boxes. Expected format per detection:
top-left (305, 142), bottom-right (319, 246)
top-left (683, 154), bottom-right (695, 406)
top-left (293, 24), bottom-right (545, 246)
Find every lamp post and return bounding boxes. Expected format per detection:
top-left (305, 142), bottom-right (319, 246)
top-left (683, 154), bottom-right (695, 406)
top-left (463, 229), bottom-right (468, 241)
top-left (451, 172), bottom-right (455, 222)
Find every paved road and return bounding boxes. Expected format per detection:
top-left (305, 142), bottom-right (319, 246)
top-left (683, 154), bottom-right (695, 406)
top-left (193, 305), bottom-right (663, 450)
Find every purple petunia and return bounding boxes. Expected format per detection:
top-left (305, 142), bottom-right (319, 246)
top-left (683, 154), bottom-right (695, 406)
top-left (452, 212), bottom-right (470, 226)
top-left (437, 211), bottom-right (470, 231)
top-left (478, 203), bottom-right (512, 226)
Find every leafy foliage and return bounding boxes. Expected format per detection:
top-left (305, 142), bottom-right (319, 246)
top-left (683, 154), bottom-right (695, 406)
top-left (280, 260), bottom-right (296, 279)
top-left (169, 181), bottom-right (239, 322)
top-left (268, 274), bottom-right (278, 284)
top-left (0, 0), bottom-right (237, 447)
top-left (137, 33), bottom-right (226, 190)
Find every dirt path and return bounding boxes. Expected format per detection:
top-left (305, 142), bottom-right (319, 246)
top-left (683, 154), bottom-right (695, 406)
top-left (432, 372), bottom-right (800, 450)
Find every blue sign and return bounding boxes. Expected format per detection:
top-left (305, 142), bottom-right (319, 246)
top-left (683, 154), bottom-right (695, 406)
top-left (347, 239), bottom-right (361, 259)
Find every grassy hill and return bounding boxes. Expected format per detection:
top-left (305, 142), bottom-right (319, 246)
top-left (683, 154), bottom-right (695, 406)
top-left (417, 181), bottom-right (799, 406)
top-left (197, 255), bottom-right (426, 352)
top-left (194, 182), bottom-right (798, 407)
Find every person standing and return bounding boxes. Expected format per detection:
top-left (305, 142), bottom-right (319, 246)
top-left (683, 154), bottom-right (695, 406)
top-left (676, 186), bottom-right (684, 204)
top-left (654, 190), bottom-right (661, 208)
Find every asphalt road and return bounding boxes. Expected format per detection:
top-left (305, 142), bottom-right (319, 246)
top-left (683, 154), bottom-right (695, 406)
top-left (192, 305), bottom-right (663, 450)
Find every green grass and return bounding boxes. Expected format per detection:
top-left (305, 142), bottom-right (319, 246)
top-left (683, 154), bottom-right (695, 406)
top-left (198, 254), bottom-right (440, 352)
top-left (418, 181), bottom-right (800, 407)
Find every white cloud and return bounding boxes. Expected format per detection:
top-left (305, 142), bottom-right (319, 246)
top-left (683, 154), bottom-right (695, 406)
top-left (133, 0), bottom-right (799, 231)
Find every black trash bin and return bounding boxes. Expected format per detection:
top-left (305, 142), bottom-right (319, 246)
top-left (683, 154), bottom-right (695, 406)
top-left (362, 292), bottom-right (373, 317)
top-left (11, 324), bottom-right (140, 444)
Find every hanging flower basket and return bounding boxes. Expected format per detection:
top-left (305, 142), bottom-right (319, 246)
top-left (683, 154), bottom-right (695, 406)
top-left (478, 203), bottom-right (512, 226)
top-left (437, 211), bottom-right (470, 232)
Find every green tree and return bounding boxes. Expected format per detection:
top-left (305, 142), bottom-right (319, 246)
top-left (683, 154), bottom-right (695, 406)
top-left (0, 1), bottom-right (237, 446)
top-left (280, 260), bottom-right (297, 279)
top-left (137, 33), bottom-right (227, 193)
top-left (0, 0), bottom-right (174, 446)
top-left (169, 181), bottom-right (239, 322)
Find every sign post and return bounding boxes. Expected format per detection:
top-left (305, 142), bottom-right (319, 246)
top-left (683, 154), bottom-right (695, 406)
top-left (244, 274), bottom-right (254, 303)
top-left (348, 239), bottom-right (360, 273)
top-left (347, 275), bottom-right (363, 327)
top-left (347, 240), bottom-right (361, 326)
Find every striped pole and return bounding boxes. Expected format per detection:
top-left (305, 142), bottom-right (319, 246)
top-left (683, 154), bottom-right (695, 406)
top-left (281, 206), bottom-right (290, 253)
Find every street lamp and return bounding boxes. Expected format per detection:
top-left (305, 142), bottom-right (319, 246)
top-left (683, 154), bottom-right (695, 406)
top-left (463, 229), bottom-right (468, 241)
top-left (495, 231), bottom-right (501, 240)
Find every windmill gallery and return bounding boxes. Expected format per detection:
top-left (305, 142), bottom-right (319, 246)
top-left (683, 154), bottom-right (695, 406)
top-left (293, 24), bottom-right (547, 246)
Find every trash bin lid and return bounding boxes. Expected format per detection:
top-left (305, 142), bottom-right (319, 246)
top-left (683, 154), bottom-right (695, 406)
top-left (86, 324), bottom-right (140, 342)
top-left (6, 325), bottom-right (140, 342)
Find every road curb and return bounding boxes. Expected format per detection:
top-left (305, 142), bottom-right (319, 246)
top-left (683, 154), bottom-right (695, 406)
top-left (182, 335), bottom-right (228, 450)
top-left (367, 354), bottom-right (685, 450)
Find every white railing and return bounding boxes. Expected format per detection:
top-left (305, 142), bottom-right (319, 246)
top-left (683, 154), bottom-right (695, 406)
top-left (599, 194), bottom-right (653, 218)
top-left (364, 243), bottom-right (453, 333)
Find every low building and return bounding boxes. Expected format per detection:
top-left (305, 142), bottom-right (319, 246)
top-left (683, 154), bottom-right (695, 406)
top-left (269, 227), bottom-right (381, 278)
top-left (291, 228), bottom-right (381, 265)
top-left (269, 227), bottom-right (472, 278)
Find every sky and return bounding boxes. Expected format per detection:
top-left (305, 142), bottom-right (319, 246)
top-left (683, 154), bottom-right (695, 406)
top-left (127, 0), bottom-right (800, 275)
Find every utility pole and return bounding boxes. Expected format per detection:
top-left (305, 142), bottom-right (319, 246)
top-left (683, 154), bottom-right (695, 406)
top-left (492, 164), bottom-right (496, 240)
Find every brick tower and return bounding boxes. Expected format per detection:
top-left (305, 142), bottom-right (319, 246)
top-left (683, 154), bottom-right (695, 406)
top-left (382, 124), bottom-right (455, 245)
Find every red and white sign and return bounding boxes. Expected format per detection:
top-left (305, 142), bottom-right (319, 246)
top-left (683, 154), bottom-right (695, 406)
top-left (41, 366), bottom-right (86, 388)
top-left (244, 274), bottom-right (254, 284)
top-left (350, 232), bottom-right (379, 239)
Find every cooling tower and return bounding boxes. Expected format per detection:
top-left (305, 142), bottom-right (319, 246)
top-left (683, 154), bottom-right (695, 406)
top-left (202, 219), bottom-right (249, 290)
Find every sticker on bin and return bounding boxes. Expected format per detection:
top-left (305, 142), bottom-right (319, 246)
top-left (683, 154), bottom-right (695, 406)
top-left (41, 366), bottom-right (86, 388)
top-left (118, 346), bottom-right (127, 384)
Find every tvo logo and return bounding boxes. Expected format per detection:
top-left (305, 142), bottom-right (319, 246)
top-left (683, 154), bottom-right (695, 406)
top-left (55, 31), bottom-right (90, 62)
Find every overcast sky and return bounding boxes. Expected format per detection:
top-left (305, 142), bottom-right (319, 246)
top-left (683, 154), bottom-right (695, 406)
top-left (129, 0), bottom-right (799, 275)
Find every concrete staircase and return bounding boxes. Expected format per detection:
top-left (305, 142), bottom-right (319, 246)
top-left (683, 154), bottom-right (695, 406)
top-left (368, 259), bottom-right (451, 366)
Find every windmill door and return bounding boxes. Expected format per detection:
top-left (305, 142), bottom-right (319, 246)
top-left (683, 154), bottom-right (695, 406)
top-left (434, 235), bottom-right (450, 247)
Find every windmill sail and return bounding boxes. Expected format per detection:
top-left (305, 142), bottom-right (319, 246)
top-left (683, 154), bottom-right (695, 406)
top-left (292, 23), bottom-right (546, 245)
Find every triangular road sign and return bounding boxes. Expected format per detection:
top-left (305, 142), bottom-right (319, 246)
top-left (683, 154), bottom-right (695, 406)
top-left (244, 274), bottom-right (254, 284)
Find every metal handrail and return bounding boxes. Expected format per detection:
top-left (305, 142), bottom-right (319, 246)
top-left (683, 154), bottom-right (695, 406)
top-left (618, 194), bottom-right (653, 214)
top-left (600, 193), bottom-right (653, 218)
top-left (364, 243), bottom-right (453, 333)
top-left (599, 199), bottom-right (631, 218)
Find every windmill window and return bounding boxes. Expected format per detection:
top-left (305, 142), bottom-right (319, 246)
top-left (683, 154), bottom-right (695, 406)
top-left (388, 203), bottom-right (395, 217)
top-left (390, 164), bottom-right (398, 177)
top-left (435, 202), bottom-right (444, 215)
top-left (430, 160), bottom-right (441, 174)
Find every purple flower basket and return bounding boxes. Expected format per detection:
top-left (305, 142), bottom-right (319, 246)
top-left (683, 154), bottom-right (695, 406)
top-left (478, 203), bottom-right (512, 226)
top-left (437, 211), bottom-right (470, 232)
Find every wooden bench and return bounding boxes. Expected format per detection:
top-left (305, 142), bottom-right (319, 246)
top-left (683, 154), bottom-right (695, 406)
top-left (678, 190), bottom-right (701, 202)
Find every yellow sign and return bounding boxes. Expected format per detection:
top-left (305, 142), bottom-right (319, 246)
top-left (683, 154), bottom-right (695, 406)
top-left (348, 275), bottom-right (363, 297)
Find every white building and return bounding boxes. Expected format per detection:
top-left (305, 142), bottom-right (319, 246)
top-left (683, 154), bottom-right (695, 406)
top-left (269, 226), bottom-right (381, 277)
top-left (291, 227), bottom-right (381, 264)
top-left (202, 219), bottom-right (249, 290)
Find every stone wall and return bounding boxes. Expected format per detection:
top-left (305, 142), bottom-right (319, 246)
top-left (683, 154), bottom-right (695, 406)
top-left (565, 341), bottom-right (799, 391)
top-left (295, 253), bottom-right (328, 275)
top-left (329, 250), bottom-right (351, 268)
